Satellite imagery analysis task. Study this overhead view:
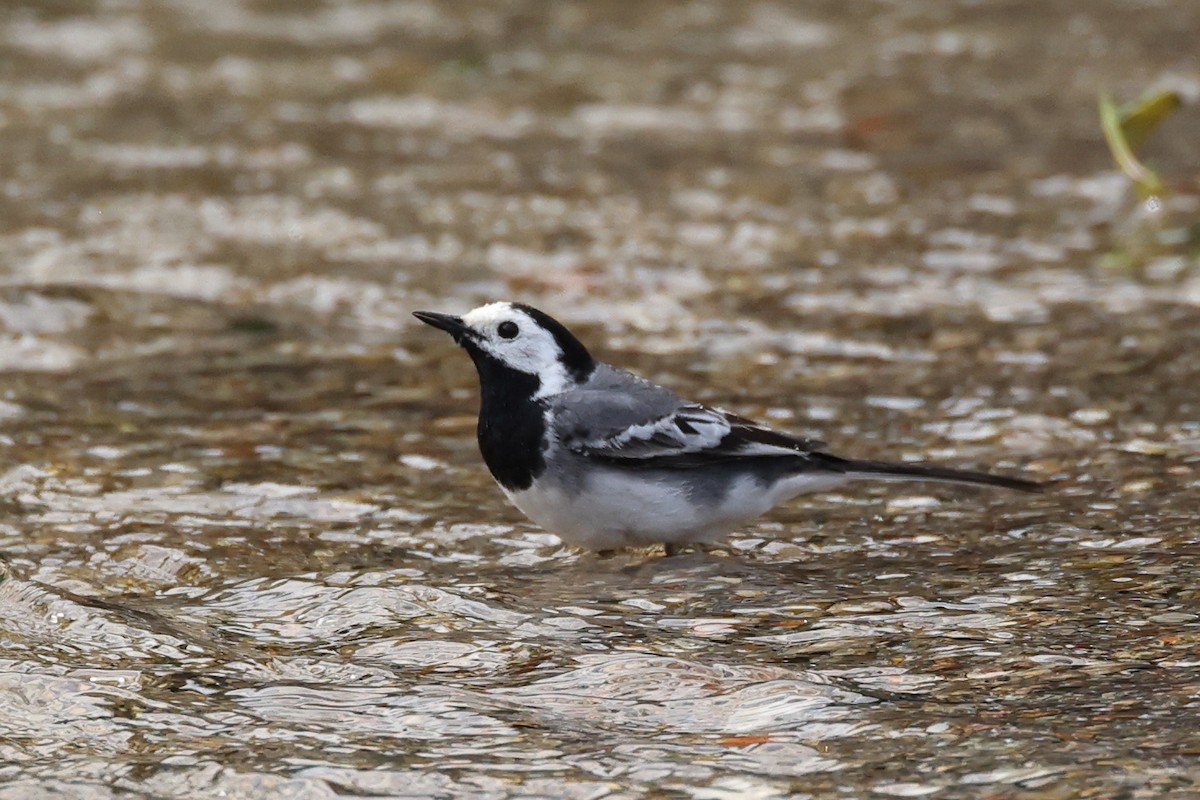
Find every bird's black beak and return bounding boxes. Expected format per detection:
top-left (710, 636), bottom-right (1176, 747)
top-left (413, 310), bottom-right (475, 343)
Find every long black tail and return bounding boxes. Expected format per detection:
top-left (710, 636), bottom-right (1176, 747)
top-left (835, 458), bottom-right (1043, 493)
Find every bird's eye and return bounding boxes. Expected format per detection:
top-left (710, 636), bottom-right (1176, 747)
top-left (497, 321), bottom-right (519, 339)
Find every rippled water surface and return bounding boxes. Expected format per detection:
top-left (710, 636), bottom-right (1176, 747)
top-left (1, 1), bottom-right (1199, 798)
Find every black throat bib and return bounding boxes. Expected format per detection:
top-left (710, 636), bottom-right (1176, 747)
top-left (468, 351), bottom-right (547, 491)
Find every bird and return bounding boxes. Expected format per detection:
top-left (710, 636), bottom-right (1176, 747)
top-left (413, 301), bottom-right (1042, 555)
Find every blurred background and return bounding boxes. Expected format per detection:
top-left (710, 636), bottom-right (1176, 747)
top-left (0, 2), bottom-right (1198, 799)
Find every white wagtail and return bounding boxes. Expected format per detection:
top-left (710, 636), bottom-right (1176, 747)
top-left (414, 302), bottom-right (1042, 555)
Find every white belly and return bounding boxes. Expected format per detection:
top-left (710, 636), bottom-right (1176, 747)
top-left (501, 466), bottom-right (847, 551)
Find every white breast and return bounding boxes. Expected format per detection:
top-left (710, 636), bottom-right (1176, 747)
top-left (500, 465), bottom-right (848, 550)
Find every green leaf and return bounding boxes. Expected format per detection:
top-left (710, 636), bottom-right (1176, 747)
top-left (1119, 90), bottom-right (1182, 151)
top-left (1099, 93), bottom-right (1164, 197)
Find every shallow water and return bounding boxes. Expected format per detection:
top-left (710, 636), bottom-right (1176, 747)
top-left (1, 1), bottom-right (1199, 798)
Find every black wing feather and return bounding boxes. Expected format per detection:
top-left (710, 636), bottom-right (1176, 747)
top-left (565, 402), bottom-right (830, 469)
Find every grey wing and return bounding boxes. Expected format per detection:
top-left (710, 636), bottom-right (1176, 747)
top-left (550, 366), bottom-right (828, 467)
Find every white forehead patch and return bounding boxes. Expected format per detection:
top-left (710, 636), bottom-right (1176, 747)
top-left (462, 301), bottom-right (520, 329)
top-left (461, 301), bottom-right (574, 397)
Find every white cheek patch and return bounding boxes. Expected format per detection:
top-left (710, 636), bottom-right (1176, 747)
top-left (462, 303), bottom-right (573, 397)
top-left (531, 360), bottom-right (571, 398)
top-left (492, 327), bottom-right (571, 396)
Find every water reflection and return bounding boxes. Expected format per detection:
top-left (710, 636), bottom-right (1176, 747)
top-left (2, 0), bottom-right (1199, 797)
